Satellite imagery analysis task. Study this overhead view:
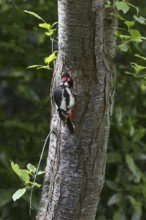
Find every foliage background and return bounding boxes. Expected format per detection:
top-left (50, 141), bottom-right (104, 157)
top-left (0, 0), bottom-right (146, 220)
top-left (0, 0), bottom-right (57, 219)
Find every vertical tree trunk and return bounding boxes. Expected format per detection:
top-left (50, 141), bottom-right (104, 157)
top-left (37, 0), bottom-right (117, 220)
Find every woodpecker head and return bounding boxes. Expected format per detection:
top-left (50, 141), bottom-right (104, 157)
top-left (61, 74), bottom-right (73, 88)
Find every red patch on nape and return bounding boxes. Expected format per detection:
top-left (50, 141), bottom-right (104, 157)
top-left (61, 76), bottom-right (68, 81)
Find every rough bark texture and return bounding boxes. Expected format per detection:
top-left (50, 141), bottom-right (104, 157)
top-left (37, 0), bottom-right (117, 220)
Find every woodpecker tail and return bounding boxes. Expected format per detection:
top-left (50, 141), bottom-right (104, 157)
top-left (67, 117), bottom-right (74, 133)
top-left (57, 109), bottom-right (68, 120)
top-left (58, 109), bottom-right (74, 133)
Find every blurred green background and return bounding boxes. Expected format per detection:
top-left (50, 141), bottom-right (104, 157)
top-left (0, 0), bottom-right (57, 219)
top-left (0, 0), bottom-right (146, 220)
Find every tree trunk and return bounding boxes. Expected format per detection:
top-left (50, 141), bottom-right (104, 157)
top-left (37, 0), bottom-right (117, 220)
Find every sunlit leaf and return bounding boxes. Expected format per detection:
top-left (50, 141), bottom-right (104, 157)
top-left (133, 15), bottom-right (146, 24)
top-left (134, 54), bottom-right (146, 61)
top-left (39, 23), bottom-right (51, 30)
top-left (12, 188), bottom-right (26, 201)
top-left (37, 170), bottom-right (45, 175)
top-left (124, 20), bottom-right (135, 27)
top-left (130, 29), bottom-right (142, 42)
top-left (24, 10), bottom-right (45, 22)
top-left (27, 65), bottom-right (43, 69)
top-left (20, 170), bottom-right (30, 183)
top-left (115, 1), bottom-right (130, 14)
top-left (26, 181), bottom-right (41, 187)
top-left (115, 30), bottom-right (131, 39)
top-left (45, 29), bottom-right (56, 36)
top-left (36, 65), bottom-right (50, 70)
top-left (118, 44), bottom-right (128, 52)
top-left (44, 51), bottom-right (57, 65)
top-left (11, 161), bottom-right (21, 177)
top-left (27, 163), bottom-right (36, 173)
top-left (31, 182), bottom-right (42, 188)
top-left (111, 12), bottom-right (125, 21)
top-left (130, 62), bottom-right (146, 71)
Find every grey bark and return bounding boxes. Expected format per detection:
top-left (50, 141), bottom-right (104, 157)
top-left (37, 0), bottom-right (117, 220)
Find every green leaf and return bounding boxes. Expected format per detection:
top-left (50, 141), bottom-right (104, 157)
top-left (133, 128), bottom-right (145, 142)
top-left (107, 193), bottom-right (123, 206)
top-left (115, 106), bottom-right (123, 126)
top-left (113, 211), bottom-right (119, 220)
top-left (11, 161), bottom-right (21, 177)
top-left (20, 170), bottom-right (30, 183)
top-left (106, 180), bottom-right (121, 191)
top-left (44, 51), bottom-right (57, 65)
top-left (134, 54), bottom-right (146, 61)
top-left (26, 181), bottom-right (41, 188)
top-left (106, 0), bottom-right (111, 8)
top-left (115, 1), bottom-right (130, 14)
top-left (39, 23), bottom-right (51, 30)
top-left (110, 12), bottom-right (125, 21)
top-left (27, 65), bottom-right (43, 69)
top-left (142, 180), bottom-right (146, 199)
top-left (130, 29), bottom-right (141, 38)
top-left (124, 21), bottom-right (135, 28)
top-left (45, 29), bottom-right (56, 36)
top-left (24, 10), bottom-right (45, 22)
top-left (130, 29), bottom-right (142, 42)
top-left (130, 63), bottom-right (146, 72)
top-left (132, 211), bottom-right (142, 220)
top-left (38, 170), bottom-right (45, 175)
top-left (115, 30), bottom-right (131, 39)
top-left (31, 182), bottom-right (42, 188)
top-left (27, 163), bottom-right (36, 173)
top-left (125, 154), bottom-right (142, 183)
top-left (12, 188), bottom-right (26, 201)
top-left (36, 65), bottom-right (50, 70)
top-left (133, 15), bottom-right (146, 24)
top-left (118, 44), bottom-right (128, 52)
top-left (128, 195), bottom-right (142, 214)
top-left (141, 36), bottom-right (146, 41)
top-left (107, 152), bottom-right (122, 163)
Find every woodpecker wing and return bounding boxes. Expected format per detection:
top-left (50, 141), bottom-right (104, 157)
top-left (53, 85), bottom-right (64, 108)
top-left (53, 84), bottom-right (75, 133)
top-left (53, 85), bottom-right (68, 120)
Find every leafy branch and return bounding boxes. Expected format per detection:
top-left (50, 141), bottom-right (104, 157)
top-left (11, 161), bottom-right (44, 201)
top-left (24, 10), bottom-right (58, 70)
top-left (109, 0), bottom-right (146, 79)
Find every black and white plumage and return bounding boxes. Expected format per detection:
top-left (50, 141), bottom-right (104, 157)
top-left (53, 74), bottom-right (75, 133)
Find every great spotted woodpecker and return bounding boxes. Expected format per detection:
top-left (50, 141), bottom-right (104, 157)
top-left (53, 74), bottom-right (75, 133)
